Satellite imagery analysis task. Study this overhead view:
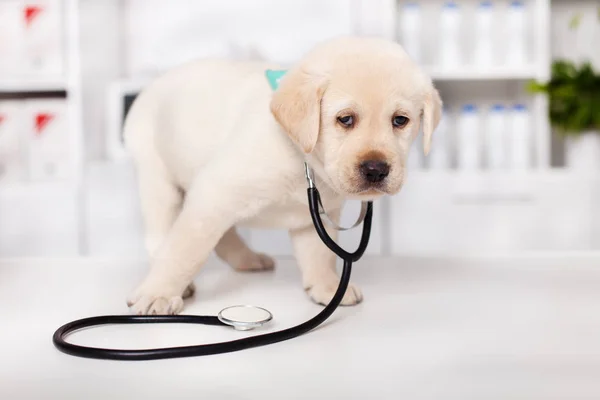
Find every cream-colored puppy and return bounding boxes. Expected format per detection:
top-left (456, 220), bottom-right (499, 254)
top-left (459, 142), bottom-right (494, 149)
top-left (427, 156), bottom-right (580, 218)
top-left (124, 36), bottom-right (442, 315)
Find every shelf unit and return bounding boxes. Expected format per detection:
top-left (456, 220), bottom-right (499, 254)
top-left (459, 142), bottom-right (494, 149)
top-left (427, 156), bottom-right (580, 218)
top-left (0, 0), bottom-right (84, 256)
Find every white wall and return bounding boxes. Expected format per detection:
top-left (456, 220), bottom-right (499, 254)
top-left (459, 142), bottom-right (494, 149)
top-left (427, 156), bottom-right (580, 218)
top-left (551, 0), bottom-right (600, 66)
top-left (124, 0), bottom-right (355, 74)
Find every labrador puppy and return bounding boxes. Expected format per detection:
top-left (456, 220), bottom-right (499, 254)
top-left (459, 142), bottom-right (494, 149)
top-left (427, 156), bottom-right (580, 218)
top-left (124, 36), bottom-right (442, 315)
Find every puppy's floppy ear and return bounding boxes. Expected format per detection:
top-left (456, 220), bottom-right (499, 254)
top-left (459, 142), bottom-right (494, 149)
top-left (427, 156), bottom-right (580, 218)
top-left (421, 85), bottom-right (443, 156)
top-left (270, 67), bottom-right (327, 154)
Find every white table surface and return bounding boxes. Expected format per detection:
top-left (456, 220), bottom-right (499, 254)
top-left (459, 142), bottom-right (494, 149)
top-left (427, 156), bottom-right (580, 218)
top-left (1, 255), bottom-right (600, 400)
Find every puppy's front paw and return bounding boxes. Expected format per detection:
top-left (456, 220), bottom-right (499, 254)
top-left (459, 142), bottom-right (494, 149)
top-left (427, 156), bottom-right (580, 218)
top-left (127, 285), bottom-right (185, 315)
top-left (306, 281), bottom-right (363, 306)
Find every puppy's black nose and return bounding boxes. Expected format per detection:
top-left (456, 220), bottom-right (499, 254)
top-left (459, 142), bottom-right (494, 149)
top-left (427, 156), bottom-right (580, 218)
top-left (360, 160), bottom-right (390, 183)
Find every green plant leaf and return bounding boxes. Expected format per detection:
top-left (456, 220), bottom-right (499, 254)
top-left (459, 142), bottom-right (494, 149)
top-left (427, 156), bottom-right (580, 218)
top-left (526, 80), bottom-right (547, 93)
top-left (538, 59), bottom-right (600, 136)
top-left (551, 60), bottom-right (577, 80)
top-left (593, 96), bottom-right (600, 130)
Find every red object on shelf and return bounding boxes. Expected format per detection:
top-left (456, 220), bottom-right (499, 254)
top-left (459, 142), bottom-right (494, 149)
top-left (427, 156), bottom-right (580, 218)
top-left (35, 113), bottom-right (54, 136)
top-left (24, 5), bottom-right (43, 27)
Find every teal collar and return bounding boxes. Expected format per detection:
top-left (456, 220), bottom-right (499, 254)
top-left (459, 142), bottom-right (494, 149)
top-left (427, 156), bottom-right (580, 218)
top-left (265, 69), bottom-right (288, 90)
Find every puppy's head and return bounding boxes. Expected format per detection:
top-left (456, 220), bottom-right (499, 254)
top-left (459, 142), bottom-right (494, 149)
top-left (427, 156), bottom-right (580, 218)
top-left (270, 36), bottom-right (442, 200)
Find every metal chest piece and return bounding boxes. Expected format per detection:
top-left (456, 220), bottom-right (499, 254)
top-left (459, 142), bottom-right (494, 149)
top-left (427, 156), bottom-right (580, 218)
top-left (218, 305), bottom-right (273, 331)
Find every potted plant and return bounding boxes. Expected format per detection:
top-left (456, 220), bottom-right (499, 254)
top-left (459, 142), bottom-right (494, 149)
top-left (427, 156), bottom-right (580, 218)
top-left (527, 9), bottom-right (600, 170)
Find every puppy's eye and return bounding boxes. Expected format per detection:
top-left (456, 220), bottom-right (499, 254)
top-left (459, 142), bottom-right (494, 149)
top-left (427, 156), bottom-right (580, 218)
top-left (392, 115), bottom-right (409, 128)
top-left (337, 115), bottom-right (354, 128)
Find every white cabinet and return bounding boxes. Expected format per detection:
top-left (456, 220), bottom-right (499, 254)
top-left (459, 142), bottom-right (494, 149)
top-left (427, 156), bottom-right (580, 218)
top-left (389, 171), bottom-right (593, 254)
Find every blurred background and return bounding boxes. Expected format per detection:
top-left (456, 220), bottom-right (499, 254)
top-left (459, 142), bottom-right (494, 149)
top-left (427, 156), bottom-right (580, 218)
top-left (0, 0), bottom-right (599, 259)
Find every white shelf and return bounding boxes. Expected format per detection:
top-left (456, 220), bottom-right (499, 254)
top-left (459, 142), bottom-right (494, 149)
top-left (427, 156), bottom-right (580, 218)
top-left (424, 65), bottom-right (539, 81)
top-left (0, 78), bottom-right (68, 93)
top-left (0, 181), bottom-right (77, 197)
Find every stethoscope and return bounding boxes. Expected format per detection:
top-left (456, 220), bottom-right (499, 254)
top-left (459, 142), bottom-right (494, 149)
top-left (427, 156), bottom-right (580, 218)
top-left (52, 163), bottom-right (373, 361)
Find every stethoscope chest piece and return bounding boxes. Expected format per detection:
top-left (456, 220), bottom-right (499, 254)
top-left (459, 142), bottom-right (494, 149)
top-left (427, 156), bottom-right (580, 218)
top-left (217, 305), bottom-right (273, 331)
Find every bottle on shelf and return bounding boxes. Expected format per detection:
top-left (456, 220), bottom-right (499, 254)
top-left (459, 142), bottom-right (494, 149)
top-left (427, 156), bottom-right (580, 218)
top-left (456, 104), bottom-right (481, 170)
top-left (399, 2), bottom-right (421, 63)
top-left (439, 1), bottom-right (461, 67)
top-left (485, 104), bottom-right (507, 169)
top-left (25, 99), bottom-right (70, 181)
top-left (473, 1), bottom-right (494, 66)
top-left (427, 107), bottom-right (450, 170)
top-left (508, 104), bottom-right (532, 169)
top-left (505, 0), bottom-right (527, 67)
top-left (21, 0), bottom-right (64, 76)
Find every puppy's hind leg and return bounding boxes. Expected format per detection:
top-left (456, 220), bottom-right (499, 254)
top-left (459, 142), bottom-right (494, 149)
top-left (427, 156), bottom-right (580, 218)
top-left (215, 227), bottom-right (275, 272)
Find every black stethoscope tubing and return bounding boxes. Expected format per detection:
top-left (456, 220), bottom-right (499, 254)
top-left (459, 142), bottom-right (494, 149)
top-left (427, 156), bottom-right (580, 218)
top-left (52, 186), bottom-right (373, 361)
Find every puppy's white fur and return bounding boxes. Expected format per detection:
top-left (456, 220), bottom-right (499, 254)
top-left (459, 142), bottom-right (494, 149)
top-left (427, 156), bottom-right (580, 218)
top-left (124, 36), bottom-right (442, 315)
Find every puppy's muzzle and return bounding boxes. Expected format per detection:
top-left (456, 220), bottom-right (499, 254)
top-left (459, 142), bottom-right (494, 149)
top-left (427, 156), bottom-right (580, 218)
top-left (359, 160), bottom-right (390, 184)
